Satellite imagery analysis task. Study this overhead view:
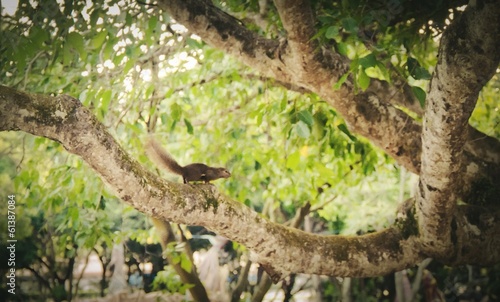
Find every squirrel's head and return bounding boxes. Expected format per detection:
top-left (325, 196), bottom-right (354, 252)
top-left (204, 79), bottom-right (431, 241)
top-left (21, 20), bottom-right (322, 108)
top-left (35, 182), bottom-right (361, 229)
top-left (217, 168), bottom-right (231, 178)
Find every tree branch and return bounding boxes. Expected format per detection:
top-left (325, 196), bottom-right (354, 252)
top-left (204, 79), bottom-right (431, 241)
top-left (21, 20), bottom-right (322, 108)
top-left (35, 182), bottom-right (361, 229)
top-left (1, 85), bottom-right (499, 280)
top-left (416, 0), bottom-right (500, 256)
top-left (151, 218), bottom-right (209, 301)
top-left (157, 0), bottom-right (286, 80)
top-left (273, 0), bottom-right (323, 82)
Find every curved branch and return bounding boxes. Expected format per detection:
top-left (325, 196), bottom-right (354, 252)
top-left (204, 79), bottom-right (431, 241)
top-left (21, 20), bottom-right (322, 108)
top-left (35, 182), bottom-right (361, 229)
top-left (273, 0), bottom-right (324, 82)
top-left (274, 0), bottom-right (315, 46)
top-left (417, 0), bottom-right (500, 255)
top-left (157, 0), bottom-right (286, 80)
top-left (1, 86), bottom-right (500, 280)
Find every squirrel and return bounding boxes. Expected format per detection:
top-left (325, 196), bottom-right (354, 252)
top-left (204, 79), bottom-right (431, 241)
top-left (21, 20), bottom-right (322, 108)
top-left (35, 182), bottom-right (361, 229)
top-left (146, 139), bottom-right (231, 184)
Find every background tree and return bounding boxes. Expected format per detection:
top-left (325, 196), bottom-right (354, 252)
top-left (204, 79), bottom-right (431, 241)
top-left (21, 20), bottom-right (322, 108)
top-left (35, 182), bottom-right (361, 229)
top-left (1, 0), bottom-right (499, 300)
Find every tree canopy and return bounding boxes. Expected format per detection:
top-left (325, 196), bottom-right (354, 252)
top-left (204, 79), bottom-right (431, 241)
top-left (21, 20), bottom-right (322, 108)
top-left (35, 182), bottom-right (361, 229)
top-left (0, 0), bottom-right (499, 300)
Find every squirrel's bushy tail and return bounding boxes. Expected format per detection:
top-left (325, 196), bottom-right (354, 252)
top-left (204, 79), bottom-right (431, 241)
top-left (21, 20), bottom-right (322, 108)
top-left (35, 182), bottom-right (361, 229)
top-left (145, 139), bottom-right (184, 175)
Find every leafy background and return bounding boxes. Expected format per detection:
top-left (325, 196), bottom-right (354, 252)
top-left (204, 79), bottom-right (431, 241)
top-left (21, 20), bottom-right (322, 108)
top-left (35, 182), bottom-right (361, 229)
top-left (0, 0), bottom-right (498, 300)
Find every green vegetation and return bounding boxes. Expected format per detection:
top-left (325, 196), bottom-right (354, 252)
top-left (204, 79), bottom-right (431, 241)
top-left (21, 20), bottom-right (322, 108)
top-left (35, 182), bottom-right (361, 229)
top-left (1, 0), bottom-right (498, 301)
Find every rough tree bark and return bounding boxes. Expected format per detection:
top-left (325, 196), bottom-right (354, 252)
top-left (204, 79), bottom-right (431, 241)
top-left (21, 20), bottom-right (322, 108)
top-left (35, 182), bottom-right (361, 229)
top-left (416, 0), bottom-right (500, 257)
top-left (1, 0), bottom-right (500, 281)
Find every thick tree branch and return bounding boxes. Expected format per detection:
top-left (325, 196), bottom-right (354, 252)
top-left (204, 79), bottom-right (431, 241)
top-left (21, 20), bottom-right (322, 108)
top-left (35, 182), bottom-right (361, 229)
top-left (157, 0), bottom-right (286, 80)
top-left (417, 0), bottom-right (500, 256)
top-left (273, 0), bottom-right (325, 83)
top-left (274, 0), bottom-right (315, 46)
top-left (1, 86), bottom-right (500, 280)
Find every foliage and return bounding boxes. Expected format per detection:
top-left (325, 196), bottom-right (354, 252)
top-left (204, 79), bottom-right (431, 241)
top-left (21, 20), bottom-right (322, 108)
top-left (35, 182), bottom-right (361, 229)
top-left (0, 0), bottom-right (498, 300)
top-left (472, 74), bottom-right (500, 137)
top-left (151, 266), bottom-right (195, 294)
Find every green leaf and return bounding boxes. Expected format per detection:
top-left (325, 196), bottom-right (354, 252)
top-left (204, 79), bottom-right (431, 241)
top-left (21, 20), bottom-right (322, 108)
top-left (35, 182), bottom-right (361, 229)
top-left (406, 57), bottom-right (419, 74)
top-left (62, 42), bottom-right (72, 65)
top-left (325, 26), bottom-right (339, 39)
top-left (342, 17), bottom-right (358, 33)
top-left (171, 254), bottom-right (181, 265)
top-left (125, 12), bottom-right (133, 26)
top-left (359, 53), bottom-right (377, 69)
top-left (171, 103), bottom-right (182, 120)
top-left (280, 96), bottom-right (288, 112)
top-left (165, 88), bottom-right (174, 99)
top-left (358, 69), bottom-right (371, 91)
top-left (254, 161), bottom-right (261, 170)
top-left (145, 85), bottom-right (155, 99)
top-left (160, 113), bottom-right (168, 125)
top-left (91, 30), bottom-right (107, 49)
top-left (297, 109), bottom-right (314, 127)
top-left (29, 27), bottom-right (49, 49)
top-left (336, 42), bottom-right (348, 56)
top-left (170, 120), bottom-right (177, 131)
top-left (376, 61), bottom-right (391, 82)
top-left (123, 58), bottom-right (135, 74)
top-left (180, 283), bottom-right (195, 293)
top-left (295, 120), bottom-right (310, 138)
top-left (337, 124), bottom-right (357, 141)
top-left (411, 86), bottom-right (426, 108)
top-left (12, 48), bottom-right (27, 72)
top-left (69, 207), bottom-right (79, 222)
top-left (180, 253), bottom-right (193, 273)
top-left (333, 73), bottom-right (349, 90)
top-left (100, 89), bottom-right (112, 111)
top-left (103, 39), bottom-right (115, 60)
top-left (415, 68), bottom-right (431, 80)
top-left (184, 118), bottom-right (193, 134)
top-left (112, 54), bottom-right (125, 66)
top-left (90, 9), bottom-right (100, 26)
top-left (148, 16), bottom-right (158, 32)
top-left (286, 151), bottom-right (301, 170)
top-left (186, 37), bottom-right (203, 48)
top-left (66, 32), bottom-right (86, 60)
top-left (61, 173), bottom-right (73, 188)
top-left (407, 57), bottom-right (431, 80)
top-left (311, 26), bottom-right (328, 41)
top-left (315, 162), bottom-right (336, 180)
top-left (99, 196), bottom-right (106, 210)
top-left (312, 114), bottom-right (326, 139)
top-left (125, 45), bottom-right (134, 57)
top-left (256, 111), bottom-right (264, 126)
top-left (317, 15), bottom-right (335, 24)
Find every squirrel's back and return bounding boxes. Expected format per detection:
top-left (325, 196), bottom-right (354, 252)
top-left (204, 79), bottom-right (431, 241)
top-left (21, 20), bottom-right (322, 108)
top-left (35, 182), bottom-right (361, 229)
top-left (146, 138), bottom-right (231, 183)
